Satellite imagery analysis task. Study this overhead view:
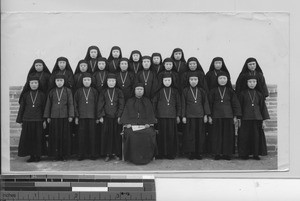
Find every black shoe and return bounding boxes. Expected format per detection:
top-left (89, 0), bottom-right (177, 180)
top-left (114, 155), bottom-right (120, 161)
top-left (240, 155), bottom-right (249, 160)
top-left (188, 153), bottom-right (195, 160)
top-left (253, 155), bottom-right (261, 160)
top-left (62, 157), bottom-right (67, 161)
top-left (35, 156), bottom-right (41, 162)
top-left (27, 156), bottom-right (35, 162)
top-left (222, 155), bottom-right (231, 160)
top-left (196, 155), bottom-right (203, 160)
top-left (155, 155), bottom-right (163, 159)
top-left (90, 156), bottom-right (97, 160)
top-left (104, 156), bottom-right (110, 162)
top-left (78, 156), bottom-right (84, 161)
top-left (214, 155), bottom-right (221, 160)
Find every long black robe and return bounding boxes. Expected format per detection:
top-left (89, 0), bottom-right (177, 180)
top-left (209, 86), bottom-right (241, 156)
top-left (238, 89), bottom-right (270, 157)
top-left (152, 87), bottom-right (181, 158)
top-left (120, 96), bottom-right (157, 165)
top-left (17, 90), bottom-right (46, 157)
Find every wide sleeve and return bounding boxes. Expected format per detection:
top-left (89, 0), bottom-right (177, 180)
top-left (97, 91), bottom-right (105, 118)
top-left (43, 90), bottom-right (52, 118)
top-left (230, 89), bottom-right (242, 117)
top-left (16, 94), bottom-right (26, 123)
top-left (175, 89), bottom-right (182, 117)
top-left (208, 89), bottom-right (215, 116)
top-left (205, 72), bottom-right (212, 91)
top-left (67, 88), bottom-right (75, 118)
top-left (259, 93), bottom-right (270, 120)
top-left (237, 92), bottom-right (245, 118)
top-left (40, 92), bottom-right (47, 120)
top-left (200, 73), bottom-right (209, 93)
top-left (117, 89), bottom-right (125, 117)
top-left (260, 73), bottom-right (269, 98)
top-left (201, 89), bottom-right (211, 115)
top-left (73, 90), bottom-right (79, 118)
top-left (235, 74), bottom-right (244, 95)
top-left (151, 91), bottom-right (159, 117)
top-left (150, 73), bottom-right (159, 98)
top-left (67, 71), bottom-right (74, 89)
top-left (181, 88), bottom-right (187, 117)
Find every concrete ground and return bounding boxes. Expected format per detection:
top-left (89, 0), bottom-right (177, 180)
top-left (10, 151), bottom-right (277, 172)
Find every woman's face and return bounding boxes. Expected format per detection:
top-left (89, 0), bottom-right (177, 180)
top-left (112, 49), bottom-right (120, 58)
top-left (132, 53), bottom-right (140, 62)
top-left (58, 61), bottom-right (66, 70)
top-left (188, 61), bottom-right (197, 71)
top-left (173, 51), bottom-right (182, 60)
top-left (214, 60), bottom-right (222, 70)
top-left (34, 62), bottom-right (44, 72)
top-left (247, 61), bottom-right (256, 71)
top-left (89, 49), bottom-right (98, 59)
top-left (135, 87), bottom-right (144, 98)
top-left (79, 63), bottom-right (88, 73)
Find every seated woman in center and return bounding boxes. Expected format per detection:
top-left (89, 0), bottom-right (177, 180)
top-left (120, 83), bottom-right (157, 165)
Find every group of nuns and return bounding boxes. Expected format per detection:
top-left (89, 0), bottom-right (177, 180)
top-left (16, 45), bottom-right (270, 165)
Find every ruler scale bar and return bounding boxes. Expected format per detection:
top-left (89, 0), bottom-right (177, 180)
top-left (0, 175), bottom-right (156, 200)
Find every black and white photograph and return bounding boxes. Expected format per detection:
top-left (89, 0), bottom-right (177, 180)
top-left (1, 5), bottom-right (289, 174)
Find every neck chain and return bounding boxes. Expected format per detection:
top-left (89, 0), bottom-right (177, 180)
top-left (99, 71), bottom-right (106, 86)
top-left (133, 63), bottom-right (139, 74)
top-left (248, 90), bottom-right (256, 107)
top-left (218, 87), bottom-right (226, 103)
top-left (176, 61), bottom-right (181, 72)
top-left (56, 87), bottom-right (64, 104)
top-left (107, 88), bottom-right (115, 106)
top-left (112, 60), bottom-right (117, 70)
top-left (157, 65), bottom-right (161, 74)
top-left (83, 87), bottom-right (91, 104)
top-left (120, 71), bottom-right (128, 87)
top-left (90, 60), bottom-right (96, 72)
top-left (190, 86), bottom-right (198, 103)
top-left (30, 91), bottom-right (38, 107)
top-left (143, 70), bottom-right (150, 86)
top-left (163, 88), bottom-right (172, 106)
top-left (249, 70), bottom-right (256, 76)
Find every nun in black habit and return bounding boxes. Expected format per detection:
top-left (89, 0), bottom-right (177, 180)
top-left (205, 57), bottom-right (233, 91)
top-left (107, 46), bottom-right (122, 73)
top-left (208, 72), bottom-right (241, 160)
top-left (237, 74), bottom-right (269, 160)
top-left (49, 57), bottom-right (74, 90)
top-left (235, 57), bottom-right (269, 98)
top-left (84, 45), bottom-right (102, 73)
top-left (170, 48), bottom-right (188, 75)
top-left (129, 50), bottom-right (143, 78)
top-left (19, 59), bottom-right (51, 103)
top-left (181, 57), bottom-right (209, 93)
top-left (73, 59), bottom-right (93, 93)
top-left (120, 83), bottom-right (157, 165)
top-left (151, 52), bottom-right (164, 75)
top-left (16, 76), bottom-right (46, 162)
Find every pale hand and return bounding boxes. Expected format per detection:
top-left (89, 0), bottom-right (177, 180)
top-left (99, 117), bottom-right (104, 123)
top-left (43, 121), bottom-right (47, 129)
top-left (176, 116), bottom-right (180, 124)
top-left (204, 115), bottom-right (208, 123)
top-left (68, 117), bottom-right (73, 122)
top-left (182, 117), bottom-right (187, 124)
top-left (75, 118), bottom-right (79, 125)
top-left (47, 118), bottom-right (51, 123)
top-left (208, 116), bottom-right (213, 124)
top-left (262, 121), bottom-right (266, 129)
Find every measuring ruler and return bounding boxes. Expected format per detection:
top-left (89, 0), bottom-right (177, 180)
top-left (0, 175), bottom-right (156, 201)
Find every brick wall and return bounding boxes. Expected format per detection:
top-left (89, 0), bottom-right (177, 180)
top-left (9, 85), bottom-right (277, 153)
